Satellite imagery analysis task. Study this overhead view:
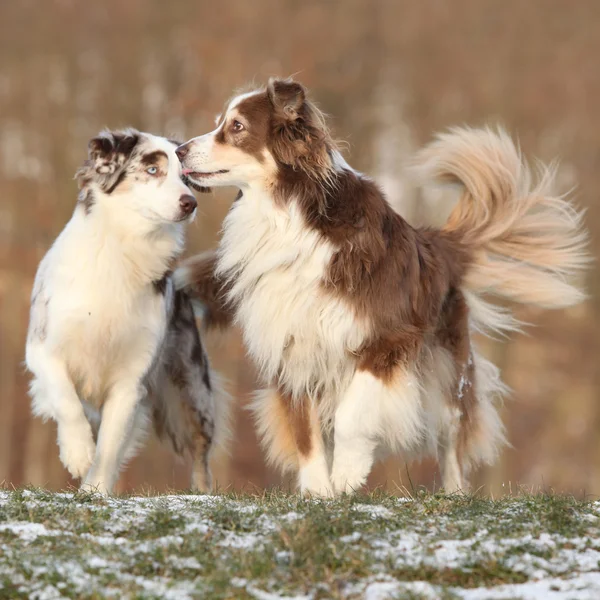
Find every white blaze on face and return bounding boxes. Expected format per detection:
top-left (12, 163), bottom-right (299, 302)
top-left (227, 90), bottom-right (262, 111)
top-left (179, 90), bottom-right (277, 189)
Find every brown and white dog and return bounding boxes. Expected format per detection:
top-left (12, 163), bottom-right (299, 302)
top-left (174, 79), bottom-right (589, 496)
top-left (26, 130), bottom-right (229, 494)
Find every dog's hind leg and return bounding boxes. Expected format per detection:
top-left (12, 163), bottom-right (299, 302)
top-left (181, 372), bottom-right (215, 493)
top-left (439, 409), bottom-right (465, 493)
top-left (185, 369), bottom-right (234, 492)
top-left (428, 346), bottom-right (469, 493)
top-left (189, 408), bottom-right (213, 493)
top-left (151, 360), bottom-right (215, 493)
top-left (152, 290), bottom-right (218, 493)
top-left (433, 290), bottom-right (477, 494)
top-left (441, 349), bottom-right (507, 493)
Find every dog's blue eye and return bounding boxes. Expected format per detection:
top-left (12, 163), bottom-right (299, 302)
top-left (146, 166), bottom-right (158, 175)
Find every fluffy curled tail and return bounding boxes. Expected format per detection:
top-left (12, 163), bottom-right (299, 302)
top-left (415, 126), bottom-right (590, 334)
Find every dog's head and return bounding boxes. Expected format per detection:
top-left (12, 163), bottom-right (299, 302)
top-left (176, 78), bottom-right (336, 192)
top-left (75, 129), bottom-right (207, 223)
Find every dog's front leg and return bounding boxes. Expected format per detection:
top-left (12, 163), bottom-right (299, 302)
top-left (294, 399), bottom-right (333, 498)
top-left (330, 370), bottom-right (380, 495)
top-left (331, 367), bottom-right (423, 495)
top-left (28, 350), bottom-right (96, 480)
top-left (82, 380), bottom-right (144, 494)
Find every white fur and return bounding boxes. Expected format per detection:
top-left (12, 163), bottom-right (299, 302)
top-left (179, 99), bottom-right (476, 496)
top-left (299, 451), bottom-right (333, 497)
top-left (228, 90), bottom-right (262, 111)
top-left (216, 185), bottom-right (472, 496)
top-left (297, 402), bottom-right (334, 497)
top-left (178, 105), bottom-right (526, 497)
top-left (331, 149), bottom-right (358, 175)
top-left (330, 368), bottom-right (425, 494)
top-left (182, 92), bottom-right (279, 189)
top-left (26, 134), bottom-right (194, 494)
top-left (218, 189), bottom-right (368, 415)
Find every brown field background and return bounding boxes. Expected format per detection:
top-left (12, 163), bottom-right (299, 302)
top-left (1, 0), bottom-right (599, 497)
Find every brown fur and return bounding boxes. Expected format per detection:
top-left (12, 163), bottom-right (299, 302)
top-left (76, 130), bottom-right (211, 200)
top-left (152, 270), bottom-right (172, 296)
top-left (272, 151), bottom-right (472, 384)
top-left (179, 79), bottom-right (589, 489)
top-left (75, 129), bottom-right (141, 196)
top-left (434, 286), bottom-right (478, 463)
top-left (79, 188), bottom-right (95, 214)
top-left (177, 250), bottom-right (235, 330)
top-left (279, 391), bottom-right (312, 457)
top-left (214, 95), bottom-right (270, 164)
top-left (248, 389), bottom-right (312, 473)
top-left (140, 149), bottom-right (169, 166)
top-left (137, 149), bottom-right (169, 181)
top-left (199, 82), bottom-right (473, 382)
top-left (203, 79), bottom-right (336, 206)
top-left (180, 80), bottom-right (483, 475)
top-left (266, 78), bottom-right (335, 186)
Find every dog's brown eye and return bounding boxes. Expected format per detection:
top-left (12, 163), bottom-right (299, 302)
top-left (232, 120), bottom-right (244, 132)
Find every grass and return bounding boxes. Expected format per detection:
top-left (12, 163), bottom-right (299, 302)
top-left (0, 488), bottom-right (599, 599)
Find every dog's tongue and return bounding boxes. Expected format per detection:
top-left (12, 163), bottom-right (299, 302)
top-left (181, 168), bottom-right (193, 175)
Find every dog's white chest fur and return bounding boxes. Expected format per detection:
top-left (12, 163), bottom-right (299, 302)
top-left (217, 191), bottom-right (366, 401)
top-left (29, 214), bottom-right (168, 402)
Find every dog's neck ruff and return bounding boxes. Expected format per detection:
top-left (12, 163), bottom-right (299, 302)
top-left (73, 187), bottom-right (186, 290)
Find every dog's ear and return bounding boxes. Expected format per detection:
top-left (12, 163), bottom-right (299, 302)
top-left (267, 78), bottom-right (306, 121)
top-left (267, 78), bottom-right (333, 179)
top-left (75, 129), bottom-right (140, 194)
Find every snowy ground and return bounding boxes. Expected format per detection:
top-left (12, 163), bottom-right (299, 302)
top-left (0, 489), bottom-right (599, 599)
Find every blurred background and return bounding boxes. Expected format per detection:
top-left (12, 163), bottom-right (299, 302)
top-left (1, 0), bottom-right (598, 497)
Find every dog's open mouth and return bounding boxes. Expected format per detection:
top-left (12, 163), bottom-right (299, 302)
top-left (181, 171), bottom-right (226, 193)
top-left (183, 169), bottom-right (229, 178)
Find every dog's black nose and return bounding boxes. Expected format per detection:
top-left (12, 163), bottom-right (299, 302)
top-left (179, 194), bottom-right (197, 215)
top-left (175, 144), bottom-right (189, 160)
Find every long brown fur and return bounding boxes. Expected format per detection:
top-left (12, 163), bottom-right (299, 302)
top-left (176, 79), bottom-right (589, 491)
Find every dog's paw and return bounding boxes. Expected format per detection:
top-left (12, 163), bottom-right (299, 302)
top-left (331, 477), bottom-right (360, 496)
top-left (58, 422), bottom-right (96, 479)
top-left (300, 484), bottom-right (335, 499)
top-left (80, 478), bottom-right (110, 496)
top-left (299, 465), bottom-right (334, 498)
top-left (331, 470), bottom-right (366, 496)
